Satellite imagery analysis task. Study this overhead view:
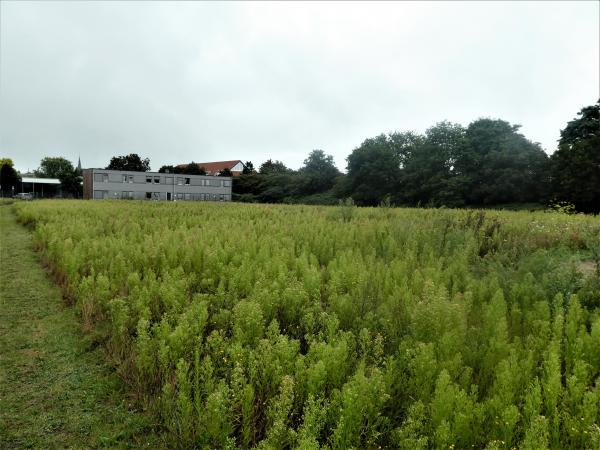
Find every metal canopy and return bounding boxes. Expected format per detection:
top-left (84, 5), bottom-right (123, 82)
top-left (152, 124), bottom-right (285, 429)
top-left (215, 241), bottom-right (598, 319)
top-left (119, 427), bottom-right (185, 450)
top-left (21, 177), bottom-right (61, 185)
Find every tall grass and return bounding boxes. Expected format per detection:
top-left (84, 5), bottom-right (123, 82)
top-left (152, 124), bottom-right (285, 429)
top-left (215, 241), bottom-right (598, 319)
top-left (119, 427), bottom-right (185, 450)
top-left (14, 200), bottom-right (600, 448)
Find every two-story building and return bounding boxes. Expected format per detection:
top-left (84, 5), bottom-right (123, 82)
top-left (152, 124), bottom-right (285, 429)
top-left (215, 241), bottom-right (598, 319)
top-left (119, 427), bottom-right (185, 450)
top-left (83, 169), bottom-right (232, 201)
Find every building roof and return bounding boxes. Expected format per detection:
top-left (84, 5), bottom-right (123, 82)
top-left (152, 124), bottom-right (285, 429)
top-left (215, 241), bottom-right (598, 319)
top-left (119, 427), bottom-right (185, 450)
top-left (178, 160), bottom-right (244, 173)
top-left (21, 177), bottom-right (61, 184)
top-left (85, 168), bottom-right (227, 178)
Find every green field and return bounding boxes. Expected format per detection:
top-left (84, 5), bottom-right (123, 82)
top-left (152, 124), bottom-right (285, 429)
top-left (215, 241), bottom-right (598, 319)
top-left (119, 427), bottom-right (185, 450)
top-left (9, 200), bottom-right (600, 448)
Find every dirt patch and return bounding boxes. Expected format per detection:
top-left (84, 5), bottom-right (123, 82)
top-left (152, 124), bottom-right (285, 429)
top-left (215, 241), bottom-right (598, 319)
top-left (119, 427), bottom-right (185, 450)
top-left (577, 260), bottom-right (598, 278)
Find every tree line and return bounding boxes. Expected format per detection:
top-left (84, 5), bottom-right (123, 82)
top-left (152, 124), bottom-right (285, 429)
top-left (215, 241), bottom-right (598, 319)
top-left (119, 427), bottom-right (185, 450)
top-left (1, 100), bottom-right (597, 212)
top-left (234, 100), bottom-right (599, 213)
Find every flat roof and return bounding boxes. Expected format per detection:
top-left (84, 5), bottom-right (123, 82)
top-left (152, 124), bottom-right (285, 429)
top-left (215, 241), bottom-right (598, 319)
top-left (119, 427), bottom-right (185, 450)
top-left (21, 177), bottom-right (61, 184)
top-left (87, 169), bottom-right (231, 179)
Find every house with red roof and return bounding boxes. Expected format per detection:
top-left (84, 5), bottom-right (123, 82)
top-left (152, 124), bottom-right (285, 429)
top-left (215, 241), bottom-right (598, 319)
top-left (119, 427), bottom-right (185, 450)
top-left (177, 160), bottom-right (246, 176)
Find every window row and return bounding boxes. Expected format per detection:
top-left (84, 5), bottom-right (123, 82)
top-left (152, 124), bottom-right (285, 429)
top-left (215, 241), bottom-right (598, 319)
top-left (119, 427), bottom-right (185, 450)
top-left (163, 177), bottom-right (230, 187)
top-left (148, 192), bottom-right (230, 201)
top-left (92, 190), bottom-right (230, 201)
top-left (93, 173), bottom-right (230, 187)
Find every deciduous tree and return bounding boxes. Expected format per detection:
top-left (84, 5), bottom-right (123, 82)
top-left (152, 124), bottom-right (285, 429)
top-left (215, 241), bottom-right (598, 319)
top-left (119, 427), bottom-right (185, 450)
top-left (34, 156), bottom-right (82, 197)
top-left (0, 158), bottom-right (21, 194)
top-left (259, 159), bottom-right (291, 174)
top-left (551, 100), bottom-right (600, 213)
top-left (296, 149), bottom-right (340, 195)
top-left (35, 156), bottom-right (75, 179)
top-left (106, 153), bottom-right (151, 172)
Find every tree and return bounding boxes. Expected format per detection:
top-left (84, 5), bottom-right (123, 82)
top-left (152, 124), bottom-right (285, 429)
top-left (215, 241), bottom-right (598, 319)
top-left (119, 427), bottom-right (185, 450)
top-left (232, 172), bottom-right (264, 202)
top-left (399, 122), bottom-right (468, 207)
top-left (296, 150), bottom-right (340, 195)
top-left (0, 158), bottom-right (21, 195)
top-left (35, 157), bottom-right (75, 179)
top-left (346, 133), bottom-right (423, 206)
top-left (459, 119), bottom-right (550, 205)
top-left (257, 173), bottom-right (296, 203)
top-left (551, 100), bottom-right (600, 213)
top-left (60, 167), bottom-right (83, 198)
top-left (158, 165), bottom-right (177, 174)
top-left (182, 162), bottom-right (207, 176)
top-left (259, 159), bottom-right (291, 174)
top-left (35, 157), bottom-right (82, 197)
top-left (219, 168), bottom-right (233, 177)
top-left (106, 153), bottom-right (151, 172)
top-left (243, 161), bottom-right (255, 175)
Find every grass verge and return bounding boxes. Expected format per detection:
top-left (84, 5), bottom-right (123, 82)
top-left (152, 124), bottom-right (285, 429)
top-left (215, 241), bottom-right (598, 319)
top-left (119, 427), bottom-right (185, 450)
top-left (0, 205), bottom-right (165, 449)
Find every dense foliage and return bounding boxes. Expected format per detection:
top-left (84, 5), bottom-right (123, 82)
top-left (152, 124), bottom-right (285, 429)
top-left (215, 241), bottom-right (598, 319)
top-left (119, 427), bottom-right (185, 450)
top-left (0, 158), bottom-right (21, 196)
top-left (235, 151), bottom-right (342, 205)
top-left (342, 119), bottom-right (550, 208)
top-left (551, 100), bottom-right (600, 214)
top-left (106, 153), bottom-right (151, 172)
top-left (235, 101), bottom-right (598, 213)
top-left (159, 163), bottom-right (208, 175)
top-left (14, 200), bottom-right (600, 448)
top-left (235, 118), bottom-right (552, 209)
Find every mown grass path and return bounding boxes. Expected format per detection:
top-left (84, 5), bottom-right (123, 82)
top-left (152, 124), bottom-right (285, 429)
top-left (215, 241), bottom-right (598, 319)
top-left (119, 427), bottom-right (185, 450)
top-left (0, 205), bottom-right (165, 449)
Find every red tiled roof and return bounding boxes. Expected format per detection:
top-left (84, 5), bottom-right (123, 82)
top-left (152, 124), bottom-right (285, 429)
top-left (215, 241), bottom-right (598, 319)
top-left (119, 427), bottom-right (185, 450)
top-left (177, 160), bottom-right (243, 173)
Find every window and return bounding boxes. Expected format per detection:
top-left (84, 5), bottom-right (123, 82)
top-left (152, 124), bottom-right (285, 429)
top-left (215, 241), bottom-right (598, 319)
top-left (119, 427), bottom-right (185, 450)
top-left (153, 192), bottom-right (161, 200)
top-left (154, 176), bottom-right (160, 184)
top-left (94, 190), bottom-right (108, 199)
top-left (94, 173), bottom-right (108, 183)
top-left (185, 177), bottom-right (190, 185)
top-left (184, 193), bottom-right (191, 200)
top-left (128, 175), bottom-right (134, 183)
top-left (222, 180), bottom-right (231, 187)
top-left (122, 191), bottom-right (134, 199)
top-left (146, 176), bottom-right (152, 183)
top-left (219, 194), bottom-right (224, 201)
top-left (177, 193), bottom-right (183, 200)
top-left (146, 192), bottom-right (152, 199)
top-left (166, 177), bottom-right (173, 185)
top-left (176, 177), bottom-right (183, 185)
top-left (122, 175), bottom-right (128, 183)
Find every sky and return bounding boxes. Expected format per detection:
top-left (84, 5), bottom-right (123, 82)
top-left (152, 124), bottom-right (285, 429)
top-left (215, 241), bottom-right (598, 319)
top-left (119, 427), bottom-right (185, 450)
top-left (1, 1), bottom-right (598, 173)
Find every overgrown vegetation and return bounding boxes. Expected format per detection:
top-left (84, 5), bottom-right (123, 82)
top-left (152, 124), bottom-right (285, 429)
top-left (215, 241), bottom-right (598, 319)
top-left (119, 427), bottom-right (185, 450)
top-left (13, 200), bottom-right (600, 448)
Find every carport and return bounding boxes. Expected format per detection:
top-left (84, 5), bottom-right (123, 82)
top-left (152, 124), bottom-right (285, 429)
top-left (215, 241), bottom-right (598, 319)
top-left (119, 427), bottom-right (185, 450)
top-left (20, 177), bottom-right (61, 198)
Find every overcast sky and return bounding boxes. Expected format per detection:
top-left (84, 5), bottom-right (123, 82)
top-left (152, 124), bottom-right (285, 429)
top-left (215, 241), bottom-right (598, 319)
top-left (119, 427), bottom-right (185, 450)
top-left (1, 1), bottom-right (598, 173)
